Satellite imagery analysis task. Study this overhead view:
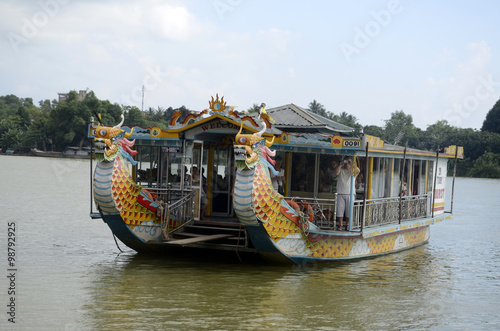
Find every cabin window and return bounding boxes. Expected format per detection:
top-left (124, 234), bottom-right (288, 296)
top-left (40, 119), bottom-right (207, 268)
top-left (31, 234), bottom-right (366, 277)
top-left (271, 151), bottom-right (287, 195)
top-left (371, 157), bottom-right (379, 198)
top-left (401, 158), bottom-right (410, 196)
top-left (290, 153), bottom-right (316, 196)
top-left (409, 160), bottom-right (416, 195)
top-left (383, 158), bottom-right (392, 198)
top-left (371, 157), bottom-right (387, 199)
top-left (211, 147), bottom-right (233, 215)
top-left (136, 146), bottom-right (162, 187)
top-left (165, 151), bottom-right (184, 186)
top-left (420, 161), bottom-right (427, 194)
top-left (427, 160), bottom-right (434, 193)
top-left (355, 157), bottom-right (366, 199)
top-left (392, 158), bottom-right (401, 197)
top-left (317, 154), bottom-right (341, 198)
top-left (411, 160), bottom-right (424, 195)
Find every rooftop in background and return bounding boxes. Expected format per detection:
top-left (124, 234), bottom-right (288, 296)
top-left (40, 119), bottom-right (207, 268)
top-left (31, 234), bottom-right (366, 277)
top-left (266, 104), bottom-right (355, 135)
top-left (58, 90), bottom-right (87, 102)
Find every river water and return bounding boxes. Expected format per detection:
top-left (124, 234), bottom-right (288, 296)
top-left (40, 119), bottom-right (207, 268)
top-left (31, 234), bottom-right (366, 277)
top-left (0, 156), bottom-right (499, 330)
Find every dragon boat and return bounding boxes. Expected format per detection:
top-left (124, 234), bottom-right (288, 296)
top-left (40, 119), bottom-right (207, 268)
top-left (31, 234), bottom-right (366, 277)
top-left (88, 95), bottom-right (463, 264)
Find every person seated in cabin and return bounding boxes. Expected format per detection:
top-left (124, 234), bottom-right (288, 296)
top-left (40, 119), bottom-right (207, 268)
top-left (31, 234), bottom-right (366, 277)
top-left (319, 169), bottom-right (329, 192)
top-left (400, 178), bottom-right (407, 196)
top-left (319, 158), bottom-right (339, 193)
top-left (184, 166), bottom-right (191, 184)
top-left (271, 156), bottom-right (285, 195)
top-left (192, 166), bottom-right (200, 184)
top-left (334, 156), bottom-right (360, 231)
top-left (356, 173), bottom-right (365, 199)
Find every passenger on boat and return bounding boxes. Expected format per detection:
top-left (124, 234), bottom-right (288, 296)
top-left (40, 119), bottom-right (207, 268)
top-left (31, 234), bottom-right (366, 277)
top-left (319, 158), bottom-right (339, 193)
top-left (400, 178), bottom-right (407, 196)
top-left (184, 166), bottom-right (191, 183)
top-left (192, 166), bottom-right (208, 219)
top-left (333, 156), bottom-right (360, 231)
top-left (356, 173), bottom-right (365, 198)
top-left (271, 156), bottom-right (285, 195)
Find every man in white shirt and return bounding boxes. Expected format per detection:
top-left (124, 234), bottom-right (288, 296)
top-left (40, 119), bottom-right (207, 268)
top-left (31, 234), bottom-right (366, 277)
top-left (333, 156), bottom-right (360, 230)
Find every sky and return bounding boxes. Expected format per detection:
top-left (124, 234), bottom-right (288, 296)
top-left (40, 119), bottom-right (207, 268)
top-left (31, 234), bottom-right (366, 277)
top-left (1, 0), bottom-right (499, 130)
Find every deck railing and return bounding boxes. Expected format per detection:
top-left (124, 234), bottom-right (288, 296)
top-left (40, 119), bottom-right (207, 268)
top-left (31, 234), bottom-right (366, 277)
top-left (143, 186), bottom-right (195, 238)
top-left (352, 194), bottom-right (429, 229)
top-left (286, 196), bottom-right (337, 230)
top-left (283, 194), bottom-right (430, 231)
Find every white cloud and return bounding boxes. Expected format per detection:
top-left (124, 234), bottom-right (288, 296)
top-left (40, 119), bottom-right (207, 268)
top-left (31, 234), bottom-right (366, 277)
top-left (465, 41), bottom-right (492, 73)
top-left (258, 28), bottom-right (292, 53)
top-left (149, 4), bottom-right (196, 41)
top-left (424, 41), bottom-right (497, 128)
top-left (86, 42), bottom-right (113, 63)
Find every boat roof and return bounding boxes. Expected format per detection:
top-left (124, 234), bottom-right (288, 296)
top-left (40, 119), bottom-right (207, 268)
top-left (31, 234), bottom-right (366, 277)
top-left (265, 104), bottom-right (355, 134)
top-left (87, 95), bottom-right (463, 159)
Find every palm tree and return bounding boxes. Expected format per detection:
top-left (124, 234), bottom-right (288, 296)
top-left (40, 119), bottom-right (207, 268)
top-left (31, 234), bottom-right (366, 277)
top-left (247, 103), bottom-right (261, 113)
top-left (308, 100), bottom-right (327, 117)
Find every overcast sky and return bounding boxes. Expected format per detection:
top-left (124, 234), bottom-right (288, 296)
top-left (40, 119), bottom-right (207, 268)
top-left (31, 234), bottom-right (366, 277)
top-left (1, 0), bottom-right (499, 129)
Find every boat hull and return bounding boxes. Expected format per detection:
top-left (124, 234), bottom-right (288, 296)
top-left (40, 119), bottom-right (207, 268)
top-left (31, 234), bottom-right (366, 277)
top-left (243, 221), bottom-right (432, 264)
top-left (100, 213), bottom-right (162, 253)
top-left (241, 214), bottom-right (453, 265)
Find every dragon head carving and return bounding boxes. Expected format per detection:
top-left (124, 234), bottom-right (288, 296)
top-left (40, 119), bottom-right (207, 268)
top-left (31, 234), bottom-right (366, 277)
top-left (94, 114), bottom-right (137, 163)
top-left (234, 121), bottom-right (275, 169)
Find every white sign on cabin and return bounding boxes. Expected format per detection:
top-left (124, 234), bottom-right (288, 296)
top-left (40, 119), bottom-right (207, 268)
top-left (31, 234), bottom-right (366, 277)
top-left (433, 158), bottom-right (447, 215)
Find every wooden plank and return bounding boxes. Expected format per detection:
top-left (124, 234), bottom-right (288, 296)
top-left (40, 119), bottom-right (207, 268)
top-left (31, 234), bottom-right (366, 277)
top-left (164, 233), bottom-right (232, 245)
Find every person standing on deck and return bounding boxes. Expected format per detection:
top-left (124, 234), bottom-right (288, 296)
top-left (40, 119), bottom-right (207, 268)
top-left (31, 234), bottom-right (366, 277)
top-left (333, 156), bottom-right (360, 231)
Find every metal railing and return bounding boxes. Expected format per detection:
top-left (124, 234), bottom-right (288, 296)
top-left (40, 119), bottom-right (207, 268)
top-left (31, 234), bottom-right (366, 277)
top-left (279, 193), bottom-right (430, 232)
top-left (352, 194), bottom-right (429, 229)
top-left (143, 187), bottom-right (195, 239)
top-left (285, 195), bottom-right (337, 230)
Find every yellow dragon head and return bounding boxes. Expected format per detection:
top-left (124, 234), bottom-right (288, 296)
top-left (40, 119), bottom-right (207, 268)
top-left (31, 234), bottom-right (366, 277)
top-left (94, 114), bottom-right (135, 162)
top-left (234, 120), bottom-right (275, 169)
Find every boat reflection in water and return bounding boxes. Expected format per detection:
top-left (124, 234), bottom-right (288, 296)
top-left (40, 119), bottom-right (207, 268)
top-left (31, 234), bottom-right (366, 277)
top-left (81, 244), bottom-right (452, 330)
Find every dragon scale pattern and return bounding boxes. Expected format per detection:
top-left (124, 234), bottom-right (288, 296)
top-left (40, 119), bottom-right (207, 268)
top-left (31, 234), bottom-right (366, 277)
top-left (110, 156), bottom-right (159, 227)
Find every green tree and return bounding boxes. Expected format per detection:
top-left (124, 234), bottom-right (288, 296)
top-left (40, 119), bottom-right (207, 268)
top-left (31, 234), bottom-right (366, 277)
top-left (468, 152), bottom-right (500, 178)
top-left (307, 100), bottom-right (327, 117)
top-left (423, 120), bottom-right (457, 150)
top-left (383, 110), bottom-right (416, 145)
top-left (22, 116), bottom-right (48, 150)
top-left (363, 125), bottom-right (384, 138)
top-left (247, 103), bottom-right (261, 114)
top-left (43, 91), bottom-right (114, 150)
top-left (0, 115), bottom-right (25, 150)
top-left (84, 92), bottom-right (122, 126)
top-left (481, 98), bottom-right (500, 134)
top-left (333, 111), bottom-right (362, 130)
top-left (16, 106), bottom-right (31, 127)
top-left (39, 99), bottom-right (55, 114)
top-left (123, 106), bottom-right (148, 128)
top-left (0, 127), bottom-right (24, 150)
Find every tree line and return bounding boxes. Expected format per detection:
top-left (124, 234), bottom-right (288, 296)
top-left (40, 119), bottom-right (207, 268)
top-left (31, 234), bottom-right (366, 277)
top-left (306, 99), bottom-right (500, 178)
top-left (1, 91), bottom-right (499, 178)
